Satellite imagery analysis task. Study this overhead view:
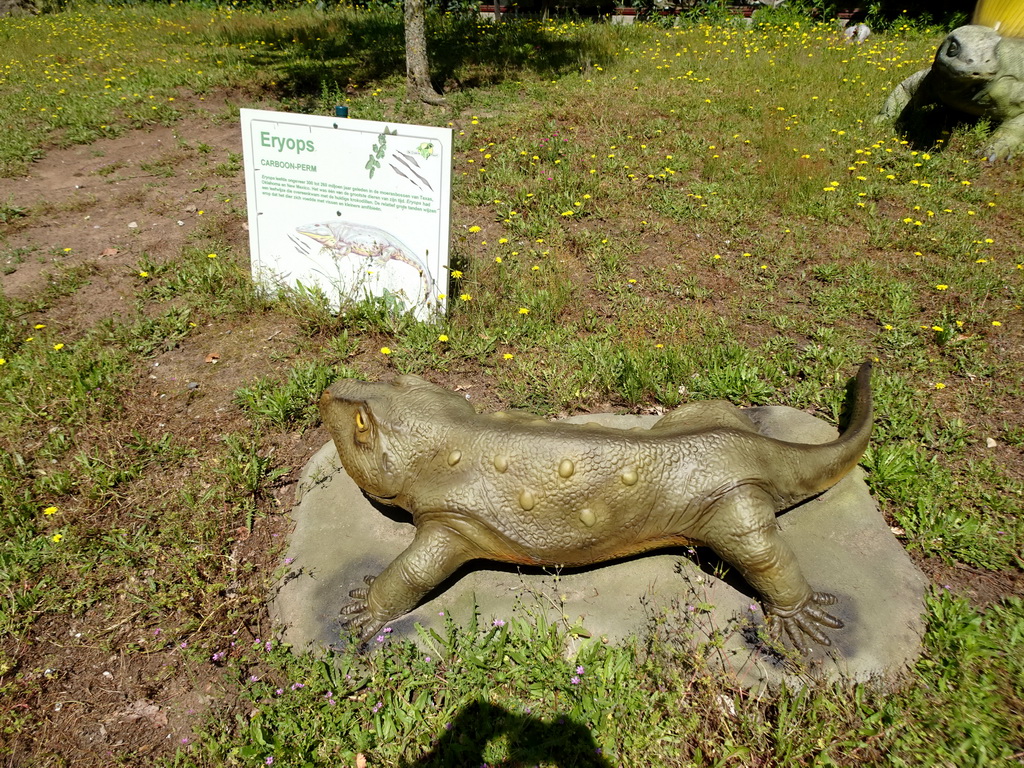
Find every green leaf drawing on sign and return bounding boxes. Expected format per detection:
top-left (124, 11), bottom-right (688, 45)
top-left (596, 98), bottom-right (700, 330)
top-left (366, 128), bottom-right (397, 180)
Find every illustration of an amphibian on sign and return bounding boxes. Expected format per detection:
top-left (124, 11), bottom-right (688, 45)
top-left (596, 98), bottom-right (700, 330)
top-left (290, 221), bottom-right (438, 315)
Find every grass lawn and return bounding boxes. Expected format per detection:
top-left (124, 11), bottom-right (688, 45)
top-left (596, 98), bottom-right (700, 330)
top-left (0, 4), bottom-right (1022, 766)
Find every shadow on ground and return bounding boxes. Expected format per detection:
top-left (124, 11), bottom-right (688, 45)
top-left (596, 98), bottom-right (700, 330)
top-left (887, 102), bottom-right (986, 152)
top-left (401, 700), bottom-right (614, 768)
top-left (211, 9), bottom-right (617, 98)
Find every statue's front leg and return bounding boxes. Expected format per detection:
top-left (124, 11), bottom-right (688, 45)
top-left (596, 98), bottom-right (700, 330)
top-left (340, 521), bottom-right (475, 641)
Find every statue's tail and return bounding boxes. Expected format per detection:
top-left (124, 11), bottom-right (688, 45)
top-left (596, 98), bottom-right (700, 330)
top-left (779, 361), bottom-right (874, 501)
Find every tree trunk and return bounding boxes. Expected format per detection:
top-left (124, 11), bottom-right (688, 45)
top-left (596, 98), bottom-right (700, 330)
top-left (404, 0), bottom-right (445, 105)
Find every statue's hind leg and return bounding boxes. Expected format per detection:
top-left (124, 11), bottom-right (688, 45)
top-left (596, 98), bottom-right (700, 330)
top-left (702, 490), bottom-right (843, 653)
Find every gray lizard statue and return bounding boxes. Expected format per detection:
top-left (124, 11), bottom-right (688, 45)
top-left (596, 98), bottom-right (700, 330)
top-left (320, 362), bottom-right (873, 653)
top-left (876, 24), bottom-right (1024, 161)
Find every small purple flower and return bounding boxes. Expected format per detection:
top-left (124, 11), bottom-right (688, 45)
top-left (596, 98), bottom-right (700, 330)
top-left (376, 635), bottom-right (386, 643)
top-left (179, 642), bottom-right (188, 649)
top-left (570, 675), bottom-right (580, 685)
top-left (249, 675), bottom-right (259, 683)
top-left (284, 557), bottom-right (294, 565)
top-left (275, 688), bottom-right (284, 696)
top-left (290, 682), bottom-right (305, 690)
top-left (265, 640), bottom-right (272, 652)
top-left (575, 665), bottom-right (584, 675)
top-left (265, 757), bottom-right (274, 765)
top-left (749, 604), bottom-right (759, 612)
top-left (425, 656), bottom-right (432, 663)
top-left (211, 651), bottom-right (226, 663)
top-left (383, 627), bottom-right (393, 634)
top-left (372, 701), bottom-right (383, 714)
top-left (493, 619), bottom-right (506, 627)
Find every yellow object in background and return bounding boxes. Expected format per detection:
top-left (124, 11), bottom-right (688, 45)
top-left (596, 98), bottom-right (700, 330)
top-left (973, 0), bottom-right (1024, 37)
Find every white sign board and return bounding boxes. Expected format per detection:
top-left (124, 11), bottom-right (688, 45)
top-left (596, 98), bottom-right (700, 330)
top-left (240, 108), bottom-right (452, 321)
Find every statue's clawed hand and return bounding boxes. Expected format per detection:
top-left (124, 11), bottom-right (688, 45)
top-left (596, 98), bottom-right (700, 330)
top-left (339, 574), bottom-right (383, 642)
top-left (767, 592), bottom-right (844, 653)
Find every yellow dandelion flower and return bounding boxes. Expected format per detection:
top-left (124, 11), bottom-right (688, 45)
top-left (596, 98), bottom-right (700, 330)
top-left (53, 343), bottom-right (64, 351)
top-left (934, 382), bottom-right (946, 389)
top-left (451, 270), bottom-right (463, 279)
top-left (51, 533), bottom-right (63, 543)
top-left (992, 321), bottom-right (1002, 327)
top-left (503, 353), bottom-right (514, 360)
top-left (460, 294), bottom-right (472, 301)
top-left (438, 334), bottom-right (449, 342)
top-left (468, 226), bottom-right (482, 233)
top-left (207, 253), bottom-right (218, 259)
top-left (380, 347), bottom-right (392, 355)
top-left (519, 308), bottom-right (529, 315)
top-left (44, 506), bottom-right (58, 515)
top-left (935, 284), bottom-right (949, 290)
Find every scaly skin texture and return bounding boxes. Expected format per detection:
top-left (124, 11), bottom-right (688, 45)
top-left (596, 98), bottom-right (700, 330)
top-left (320, 363), bottom-right (873, 652)
top-left (876, 25), bottom-right (1024, 161)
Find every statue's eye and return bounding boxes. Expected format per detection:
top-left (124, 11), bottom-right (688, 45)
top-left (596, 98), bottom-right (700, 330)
top-left (947, 39), bottom-right (960, 57)
top-left (355, 408), bottom-right (369, 432)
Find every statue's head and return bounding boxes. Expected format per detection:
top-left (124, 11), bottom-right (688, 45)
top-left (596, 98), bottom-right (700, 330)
top-left (319, 375), bottom-right (472, 501)
top-left (935, 25), bottom-right (1001, 82)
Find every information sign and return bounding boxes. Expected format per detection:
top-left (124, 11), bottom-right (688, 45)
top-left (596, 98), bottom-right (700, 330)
top-left (240, 108), bottom-right (452, 321)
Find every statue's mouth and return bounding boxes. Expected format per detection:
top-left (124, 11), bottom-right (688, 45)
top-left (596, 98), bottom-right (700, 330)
top-left (360, 488), bottom-right (400, 508)
top-left (939, 61), bottom-right (997, 80)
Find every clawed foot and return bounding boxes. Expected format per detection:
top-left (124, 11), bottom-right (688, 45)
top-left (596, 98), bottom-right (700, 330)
top-left (981, 138), bottom-right (1020, 163)
top-left (339, 574), bottom-right (384, 642)
top-left (766, 592), bottom-right (844, 654)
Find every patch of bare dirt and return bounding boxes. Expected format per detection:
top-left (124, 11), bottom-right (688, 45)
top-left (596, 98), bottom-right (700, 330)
top-left (3, 110), bottom-right (246, 323)
top-left (0, 96), bottom-right (325, 765)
